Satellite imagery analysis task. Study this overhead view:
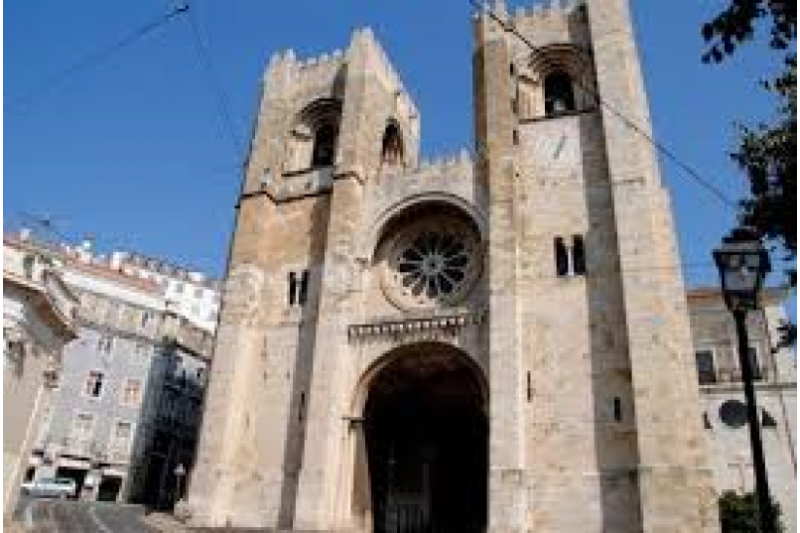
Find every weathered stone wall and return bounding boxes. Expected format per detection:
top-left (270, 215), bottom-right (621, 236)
top-left (688, 291), bottom-right (797, 531)
top-left (188, 1), bottom-right (720, 530)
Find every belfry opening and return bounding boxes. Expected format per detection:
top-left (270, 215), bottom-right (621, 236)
top-left (362, 345), bottom-right (487, 533)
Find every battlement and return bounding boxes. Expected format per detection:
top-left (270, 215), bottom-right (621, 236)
top-left (511, 0), bottom-right (585, 22)
top-left (415, 149), bottom-right (473, 179)
top-left (350, 28), bottom-right (419, 120)
top-left (263, 28), bottom-right (418, 120)
top-left (264, 47), bottom-right (345, 93)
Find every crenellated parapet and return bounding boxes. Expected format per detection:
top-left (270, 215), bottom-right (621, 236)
top-left (414, 149), bottom-right (474, 180)
top-left (350, 28), bottom-right (419, 121)
top-left (505, 0), bottom-right (591, 56)
top-left (510, 0), bottom-right (585, 22)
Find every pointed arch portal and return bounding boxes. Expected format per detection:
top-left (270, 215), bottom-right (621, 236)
top-left (360, 344), bottom-right (487, 533)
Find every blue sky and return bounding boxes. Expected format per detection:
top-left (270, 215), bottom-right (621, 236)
top-left (4, 0), bottom-right (791, 301)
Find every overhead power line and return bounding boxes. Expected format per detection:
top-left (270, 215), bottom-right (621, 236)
top-left (182, 4), bottom-right (244, 158)
top-left (470, 1), bottom-right (739, 212)
top-left (5, 4), bottom-right (189, 112)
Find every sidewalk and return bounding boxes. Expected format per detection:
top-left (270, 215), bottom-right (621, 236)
top-left (141, 511), bottom-right (191, 532)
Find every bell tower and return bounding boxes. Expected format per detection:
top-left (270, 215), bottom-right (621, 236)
top-left (474, 0), bottom-right (717, 531)
top-left (186, 28), bottom-right (420, 527)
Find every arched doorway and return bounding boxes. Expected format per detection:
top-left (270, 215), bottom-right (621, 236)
top-left (362, 345), bottom-right (487, 533)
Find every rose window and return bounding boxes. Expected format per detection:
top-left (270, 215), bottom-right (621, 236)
top-left (383, 217), bottom-right (481, 309)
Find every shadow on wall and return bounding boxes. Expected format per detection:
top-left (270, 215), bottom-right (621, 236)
top-left (277, 189), bottom-right (334, 528)
top-left (578, 105), bottom-right (644, 529)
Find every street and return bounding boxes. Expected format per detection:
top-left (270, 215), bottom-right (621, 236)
top-left (15, 496), bottom-right (159, 532)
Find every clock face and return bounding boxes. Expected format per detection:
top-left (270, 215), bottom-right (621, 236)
top-left (523, 122), bottom-right (580, 176)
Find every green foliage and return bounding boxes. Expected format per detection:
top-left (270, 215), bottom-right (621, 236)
top-left (702, 0), bottom-right (796, 63)
top-left (702, 0), bottom-right (796, 348)
top-left (718, 490), bottom-right (784, 532)
top-left (733, 59), bottom-right (796, 259)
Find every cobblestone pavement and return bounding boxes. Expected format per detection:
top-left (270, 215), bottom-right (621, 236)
top-left (14, 496), bottom-right (159, 532)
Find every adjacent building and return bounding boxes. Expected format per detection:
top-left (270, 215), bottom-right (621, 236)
top-left (3, 237), bottom-right (78, 516)
top-left (687, 287), bottom-right (797, 531)
top-left (5, 232), bottom-right (216, 509)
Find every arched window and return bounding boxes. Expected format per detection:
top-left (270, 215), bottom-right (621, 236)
top-left (381, 123), bottom-right (404, 166)
top-left (311, 123), bottom-right (337, 167)
top-left (544, 70), bottom-right (576, 116)
top-left (285, 99), bottom-right (342, 173)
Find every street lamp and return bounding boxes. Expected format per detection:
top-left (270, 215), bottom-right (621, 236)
top-left (174, 463), bottom-right (186, 503)
top-left (713, 226), bottom-right (774, 532)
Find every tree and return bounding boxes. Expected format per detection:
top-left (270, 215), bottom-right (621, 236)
top-left (718, 490), bottom-right (784, 532)
top-left (702, 0), bottom-right (795, 63)
top-left (702, 0), bottom-right (796, 347)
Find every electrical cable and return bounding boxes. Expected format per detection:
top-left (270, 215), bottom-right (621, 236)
top-left (5, 5), bottom-right (189, 112)
top-left (182, 3), bottom-right (244, 158)
top-left (470, 1), bottom-right (740, 212)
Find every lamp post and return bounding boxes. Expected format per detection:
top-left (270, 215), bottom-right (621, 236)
top-left (174, 463), bottom-right (186, 503)
top-left (713, 226), bottom-right (774, 532)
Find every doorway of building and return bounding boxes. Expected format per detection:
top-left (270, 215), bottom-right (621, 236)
top-left (364, 346), bottom-right (487, 533)
top-left (97, 475), bottom-right (122, 502)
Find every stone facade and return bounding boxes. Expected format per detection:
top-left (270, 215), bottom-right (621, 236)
top-left (3, 240), bottom-right (78, 516)
top-left (5, 233), bottom-right (215, 509)
top-left (687, 288), bottom-right (796, 531)
top-left (187, 1), bottom-right (718, 531)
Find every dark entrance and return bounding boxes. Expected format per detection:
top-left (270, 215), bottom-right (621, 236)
top-left (364, 348), bottom-right (487, 533)
top-left (97, 475), bottom-right (122, 502)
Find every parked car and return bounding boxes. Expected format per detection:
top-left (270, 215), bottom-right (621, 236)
top-left (20, 478), bottom-right (77, 499)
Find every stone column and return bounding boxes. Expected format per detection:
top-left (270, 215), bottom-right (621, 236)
top-left (474, 9), bottom-right (528, 532)
top-left (293, 177), bottom-right (363, 530)
top-left (586, 0), bottom-right (718, 530)
top-left (185, 199), bottom-right (269, 526)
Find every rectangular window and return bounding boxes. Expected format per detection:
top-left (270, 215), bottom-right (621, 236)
top-left (288, 272), bottom-right (297, 305)
top-left (695, 350), bottom-right (717, 385)
top-left (299, 270), bottom-right (310, 305)
top-left (748, 347), bottom-right (762, 381)
top-left (572, 235), bottom-right (586, 275)
top-left (554, 237), bottom-right (569, 277)
top-left (121, 378), bottom-right (143, 407)
top-left (71, 412), bottom-right (95, 443)
top-left (110, 421), bottom-right (133, 454)
top-left (84, 370), bottom-right (105, 398)
top-left (613, 397), bottom-right (623, 422)
top-left (96, 336), bottom-right (113, 354)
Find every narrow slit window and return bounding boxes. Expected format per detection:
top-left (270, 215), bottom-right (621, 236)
top-left (526, 372), bottom-right (532, 402)
top-left (288, 272), bottom-right (297, 306)
top-left (572, 235), bottom-right (586, 275)
top-left (299, 270), bottom-right (310, 305)
top-left (613, 397), bottom-right (623, 422)
top-left (554, 237), bottom-right (569, 277)
top-left (298, 392), bottom-right (306, 421)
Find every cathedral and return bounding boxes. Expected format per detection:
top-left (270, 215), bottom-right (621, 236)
top-left (185, 0), bottom-right (720, 530)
